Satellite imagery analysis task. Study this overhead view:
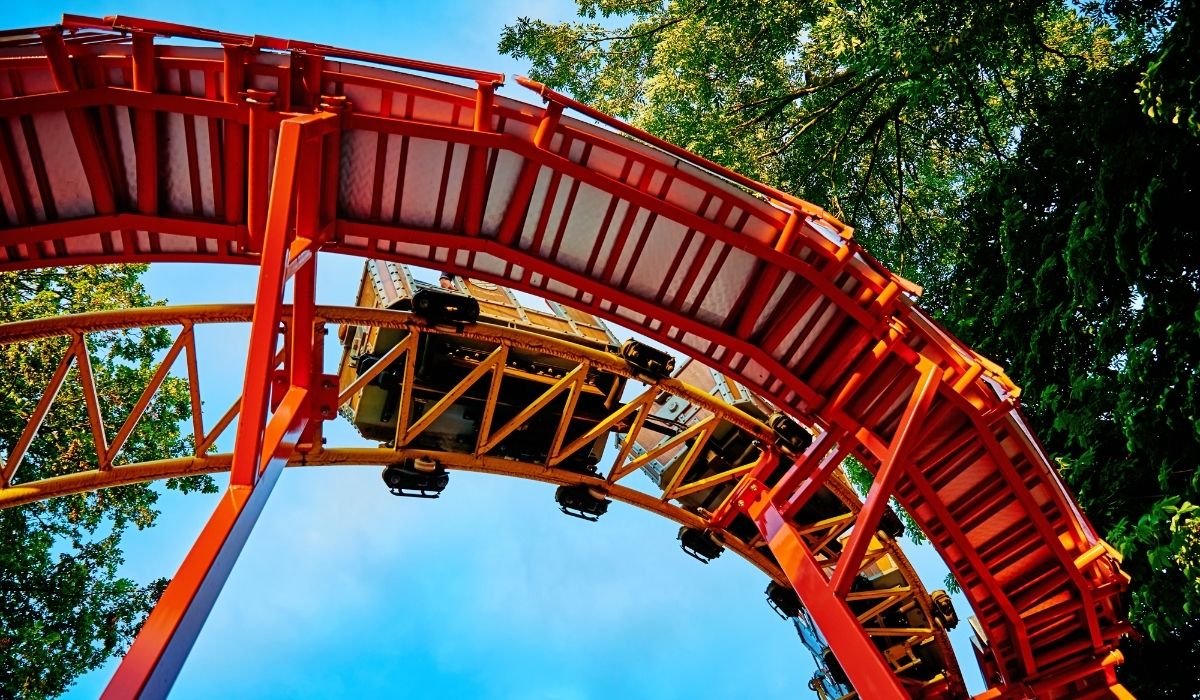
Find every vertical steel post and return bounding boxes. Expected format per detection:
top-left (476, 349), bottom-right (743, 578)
top-left (743, 486), bottom-right (909, 699)
top-left (736, 361), bottom-right (942, 699)
top-left (102, 113), bottom-right (335, 698)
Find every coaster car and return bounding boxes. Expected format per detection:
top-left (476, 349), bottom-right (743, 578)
top-left (678, 526), bottom-right (724, 563)
top-left (382, 457), bottom-right (449, 498)
top-left (554, 484), bottom-right (611, 521)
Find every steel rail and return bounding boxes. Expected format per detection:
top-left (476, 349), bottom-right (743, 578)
top-left (0, 18), bottom-right (1133, 698)
top-left (0, 446), bottom-right (784, 581)
top-left (0, 304), bottom-right (963, 695)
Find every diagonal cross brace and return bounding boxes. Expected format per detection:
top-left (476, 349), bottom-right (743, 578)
top-left (831, 360), bottom-right (940, 597)
top-left (102, 110), bottom-right (339, 698)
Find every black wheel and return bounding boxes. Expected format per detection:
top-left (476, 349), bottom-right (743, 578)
top-left (619, 339), bottom-right (675, 379)
top-left (382, 465), bottom-right (406, 489)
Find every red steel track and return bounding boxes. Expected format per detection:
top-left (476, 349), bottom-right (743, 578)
top-left (0, 15), bottom-right (1131, 699)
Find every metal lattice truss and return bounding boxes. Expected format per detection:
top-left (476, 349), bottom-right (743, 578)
top-left (0, 303), bottom-right (961, 697)
top-left (0, 15), bottom-right (1131, 699)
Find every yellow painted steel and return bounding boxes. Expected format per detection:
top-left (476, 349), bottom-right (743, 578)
top-left (0, 447), bottom-right (785, 583)
top-left (0, 302), bottom-right (963, 689)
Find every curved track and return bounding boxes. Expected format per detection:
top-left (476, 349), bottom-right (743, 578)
top-left (0, 16), bottom-right (1131, 698)
top-left (0, 302), bottom-right (966, 697)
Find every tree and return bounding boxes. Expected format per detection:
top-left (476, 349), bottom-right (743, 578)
top-left (0, 266), bottom-right (215, 698)
top-left (501, 0), bottom-right (1198, 695)
top-left (942, 50), bottom-right (1200, 697)
top-left (500, 0), bottom-right (1127, 295)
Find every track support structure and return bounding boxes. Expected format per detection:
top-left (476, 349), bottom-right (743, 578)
top-left (732, 360), bottom-right (941, 699)
top-left (0, 17), bottom-right (1134, 698)
top-left (101, 111), bottom-right (340, 698)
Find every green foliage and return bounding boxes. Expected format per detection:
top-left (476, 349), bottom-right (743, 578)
top-left (0, 266), bottom-right (215, 698)
top-left (1111, 500), bottom-right (1200, 638)
top-left (501, 0), bottom-right (1126, 289)
top-left (943, 572), bottom-right (962, 595)
top-left (503, 1), bottom-right (1198, 694)
top-left (940, 58), bottom-right (1200, 654)
top-left (1140, 0), bottom-right (1199, 135)
top-left (841, 455), bottom-right (926, 546)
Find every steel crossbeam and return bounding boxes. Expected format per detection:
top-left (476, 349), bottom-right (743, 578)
top-left (97, 109), bottom-right (338, 696)
top-left (0, 18), bottom-right (1134, 700)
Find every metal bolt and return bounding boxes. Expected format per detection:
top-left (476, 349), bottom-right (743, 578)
top-left (736, 499), bottom-right (745, 508)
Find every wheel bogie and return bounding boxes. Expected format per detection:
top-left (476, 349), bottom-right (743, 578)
top-left (619, 339), bottom-right (675, 380)
top-left (677, 526), bottom-right (724, 563)
top-left (411, 288), bottom-right (480, 326)
top-left (765, 581), bottom-right (803, 619)
top-left (767, 411), bottom-right (813, 456)
top-left (554, 483), bottom-right (611, 521)
top-left (381, 459), bottom-right (450, 498)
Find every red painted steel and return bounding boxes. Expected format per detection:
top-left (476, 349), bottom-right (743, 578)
top-left (745, 480), bottom-right (909, 698)
top-left (831, 361), bottom-right (940, 598)
top-left (0, 17), bottom-right (1133, 699)
top-left (102, 386), bottom-right (310, 698)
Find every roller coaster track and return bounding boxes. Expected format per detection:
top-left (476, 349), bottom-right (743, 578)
top-left (0, 15), bottom-right (1131, 698)
top-left (0, 302), bottom-right (965, 697)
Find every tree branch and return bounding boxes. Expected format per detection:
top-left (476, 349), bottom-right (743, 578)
top-left (850, 123), bottom-right (886, 220)
top-left (955, 64), bottom-right (1009, 162)
top-left (759, 76), bottom-right (882, 157)
top-left (583, 15), bottom-right (686, 45)
top-left (735, 69), bottom-right (861, 127)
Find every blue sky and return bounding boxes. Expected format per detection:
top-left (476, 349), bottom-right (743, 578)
top-left (6, 2), bottom-right (985, 697)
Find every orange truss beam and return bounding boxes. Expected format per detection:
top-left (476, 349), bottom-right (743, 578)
top-left (0, 17), bottom-right (1133, 700)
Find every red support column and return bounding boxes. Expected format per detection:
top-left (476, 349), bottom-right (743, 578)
top-left (102, 112), bottom-right (337, 698)
top-left (731, 361), bottom-right (942, 699)
top-left (831, 361), bottom-right (940, 596)
top-left (230, 112), bottom-right (334, 486)
top-left (101, 387), bottom-right (309, 699)
top-left (742, 482), bottom-right (909, 699)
